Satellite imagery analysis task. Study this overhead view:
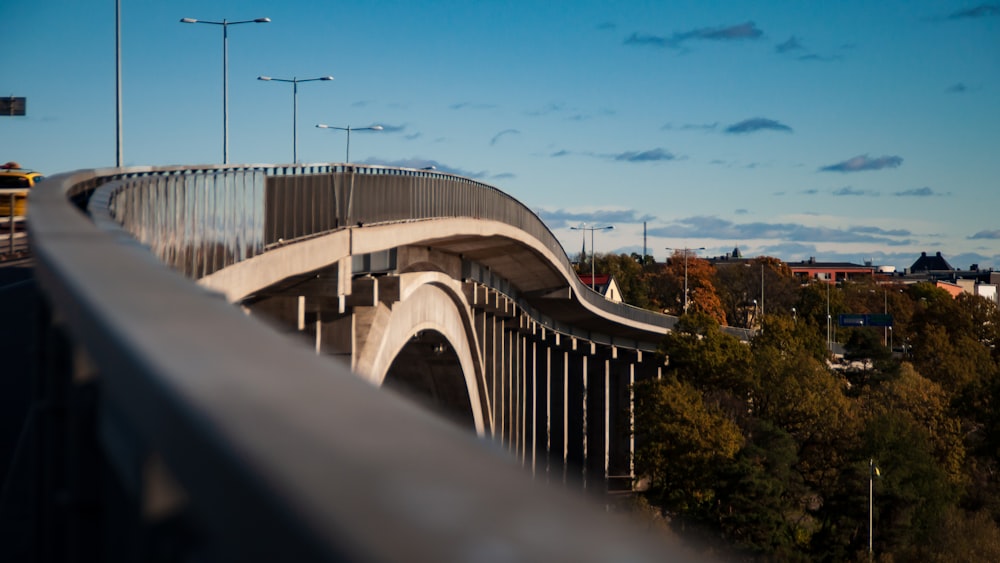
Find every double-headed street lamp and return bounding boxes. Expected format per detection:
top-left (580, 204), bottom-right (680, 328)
top-left (258, 75), bottom-right (334, 163)
top-left (180, 16), bottom-right (270, 164)
top-left (315, 124), bottom-right (384, 163)
top-left (666, 247), bottom-right (705, 314)
top-left (571, 224), bottom-right (614, 291)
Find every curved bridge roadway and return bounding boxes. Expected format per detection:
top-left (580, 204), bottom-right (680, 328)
top-left (27, 164), bottom-right (715, 562)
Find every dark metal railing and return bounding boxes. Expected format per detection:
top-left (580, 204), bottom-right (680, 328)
top-left (27, 164), bottom-right (692, 562)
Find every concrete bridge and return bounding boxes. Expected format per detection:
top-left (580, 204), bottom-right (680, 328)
top-left (21, 164), bottom-right (705, 562)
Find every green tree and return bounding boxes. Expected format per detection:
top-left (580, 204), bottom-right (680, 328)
top-left (713, 421), bottom-right (813, 560)
top-left (912, 507), bottom-right (1000, 562)
top-left (660, 313), bottom-right (754, 414)
top-left (862, 411), bottom-right (959, 555)
top-left (634, 376), bottom-right (743, 516)
top-left (714, 257), bottom-right (800, 328)
top-left (593, 252), bottom-right (651, 308)
top-left (864, 363), bottom-right (966, 486)
top-left (795, 281), bottom-right (846, 352)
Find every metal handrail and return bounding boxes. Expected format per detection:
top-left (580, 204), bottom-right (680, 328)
top-left (94, 165), bottom-right (680, 330)
top-left (28, 165), bottom-right (693, 561)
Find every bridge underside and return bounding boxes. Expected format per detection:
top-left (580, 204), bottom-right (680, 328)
top-left (384, 329), bottom-right (476, 431)
top-left (240, 243), bottom-right (664, 493)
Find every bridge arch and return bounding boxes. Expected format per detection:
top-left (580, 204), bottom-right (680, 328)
top-left (354, 272), bottom-right (491, 436)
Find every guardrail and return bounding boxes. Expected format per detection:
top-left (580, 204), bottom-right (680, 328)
top-left (94, 164), bottom-right (676, 330)
top-left (26, 165), bottom-right (693, 562)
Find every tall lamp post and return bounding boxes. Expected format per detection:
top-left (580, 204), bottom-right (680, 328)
top-left (258, 75), bottom-right (334, 163)
top-left (869, 458), bottom-right (880, 560)
top-left (315, 124), bottom-right (384, 163)
top-left (571, 224), bottom-right (614, 291)
top-left (666, 247), bottom-right (704, 314)
top-left (116, 0), bottom-right (123, 167)
top-left (180, 16), bottom-right (270, 164)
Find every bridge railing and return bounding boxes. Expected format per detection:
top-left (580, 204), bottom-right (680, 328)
top-left (97, 164), bottom-right (678, 333)
top-left (28, 165), bottom-right (696, 562)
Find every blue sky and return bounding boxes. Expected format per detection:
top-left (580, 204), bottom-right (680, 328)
top-left (4, 1), bottom-right (999, 271)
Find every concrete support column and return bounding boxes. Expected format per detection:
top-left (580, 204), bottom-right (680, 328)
top-left (607, 353), bottom-right (637, 493)
top-left (521, 332), bottom-right (532, 467)
top-left (317, 314), bottom-right (354, 365)
top-left (476, 312), bottom-right (500, 440)
top-left (546, 342), bottom-right (566, 484)
top-left (497, 317), bottom-right (506, 445)
top-left (565, 340), bottom-right (586, 488)
top-left (585, 345), bottom-right (607, 493)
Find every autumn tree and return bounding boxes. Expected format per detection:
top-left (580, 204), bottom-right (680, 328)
top-left (650, 251), bottom-right (726, 323)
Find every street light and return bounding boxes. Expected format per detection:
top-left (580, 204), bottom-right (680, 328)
top-left (258, 75), bottom-right (334, 163)
top-left (869, 459), bottom-right (881, 559)
top-left (666, 247), bottom-right (705, 314)
top-left (116, 0), bottom-right (123, 166)
top-left (315, 124), bottom-right (384, 163)
top-left (180, 16), bottom-right (270, 164)
top-left (571, 225), bottom-right (614, 291)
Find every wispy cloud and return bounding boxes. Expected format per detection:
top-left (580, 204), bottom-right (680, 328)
top-left (597, 22), bottom-right (616, 31)
top-left (725, 117), bottom-right (793, 134)
top-left (647, 215), bottom-right (914, 245)
top-left (686, 21), bottom-right (763, 41)
top-left (797, 53), bottom-right (842, 62)
top-left (852, 226), bottom-right (912, 237)
top-left (526, 102), bottom-right (566, 117)
top-left (361, 157), bottom-right (489, 179)
top-left (944, 83), bottom-right (980, 94)
top-left (490, 129), bottom-right (520, 146)
top-left (800, 188), bottom-right (820, 195)
top-left (819, 154), bottom-right (903, 172)
top-left (450, 102), bottom-right (498, 111)
top-left (624, 33), bottom-right (670, 48)
top-left (537, 208), bottom-right (657, 229)
top-left (969, 229), bottom-right (1000, 239)
top-left (893, 187), bottom-right (948, 197)
top-left (832, 186), bottom-right (879, 197)
top-left (947, 4), bottom-right (1000, 19)
top-left (662, 122), bottom-right (719, 131)
top-left (624, 21), bottom-right (764, 49)
top-left (775, 36), bottom-right (804, 53)
top-left (611, 148), bottom-right (676, 162)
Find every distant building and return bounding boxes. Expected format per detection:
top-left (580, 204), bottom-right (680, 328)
top-left (909, 251), bottom-right (954, 273)
top-left (889, 252), bottom-right (997, 303)
top-left (577, 274), bottom-right (623, 303)
top-left (707, 246), bottom-right (750, 267)
top-left (788, 257), bottom-right (875, 283)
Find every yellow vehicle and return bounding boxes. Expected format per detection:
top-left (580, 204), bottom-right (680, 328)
top-left (0, 162), bottom-right (44, 217)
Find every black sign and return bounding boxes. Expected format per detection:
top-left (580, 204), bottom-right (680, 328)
top-left (839, 313), bottom-right (894, 327)
top-left (1, 97), bottom-right (26, 116)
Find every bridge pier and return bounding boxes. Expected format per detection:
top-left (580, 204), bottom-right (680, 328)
top-left (241, 264), bottom-right (667, 497)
